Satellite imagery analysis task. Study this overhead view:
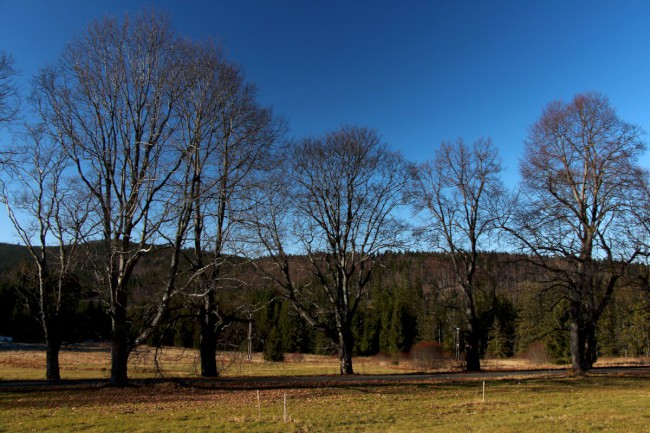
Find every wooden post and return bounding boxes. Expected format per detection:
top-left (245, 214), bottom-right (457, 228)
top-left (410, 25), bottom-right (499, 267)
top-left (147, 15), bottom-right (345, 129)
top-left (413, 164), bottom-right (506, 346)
top-left (257, 390), bottom-right (261, 419)
top-left (283, 393), bottom-right (287, 422)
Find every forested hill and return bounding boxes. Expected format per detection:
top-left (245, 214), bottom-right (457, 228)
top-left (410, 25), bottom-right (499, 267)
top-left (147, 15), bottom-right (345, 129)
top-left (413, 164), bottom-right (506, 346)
top-left (0, 243), bottom-right (31, 272)
top-left (0, 245), bottom-right (648, 363)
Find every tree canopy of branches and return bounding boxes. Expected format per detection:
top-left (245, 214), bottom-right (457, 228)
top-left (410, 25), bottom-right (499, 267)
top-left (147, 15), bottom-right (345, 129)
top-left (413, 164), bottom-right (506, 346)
top-left (511, 92), bottom-right (648, 373)
top-left (411, 137), bottom-right (505, 371)
top-left (0, 51), bottom-right (19, 128)
top-left (172, 39), bottom-right (284, 377)
top-left (0, 125), bottom-right (88, 380)
top-left (252, 125), bottom-right (408, 374)
top-left (32, 11), bottom-right (186, 386)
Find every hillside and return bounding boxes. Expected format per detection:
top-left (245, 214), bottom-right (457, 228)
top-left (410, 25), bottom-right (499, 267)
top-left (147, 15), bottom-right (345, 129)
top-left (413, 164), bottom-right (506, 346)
top-left (0, 243), bottom-right (30, 272)
top-left (0, 243), bottom-right (648, 363)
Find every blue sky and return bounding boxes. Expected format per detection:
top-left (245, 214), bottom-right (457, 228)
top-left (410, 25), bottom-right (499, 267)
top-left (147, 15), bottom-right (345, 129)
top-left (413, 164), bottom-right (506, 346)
top-left (1, 0), bottom-right (650, 243)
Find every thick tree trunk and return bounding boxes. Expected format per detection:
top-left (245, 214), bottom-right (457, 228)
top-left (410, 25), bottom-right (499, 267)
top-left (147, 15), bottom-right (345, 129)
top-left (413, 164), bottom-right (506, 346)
top-left (570, 317), bottom-right (597, 374)
top-left (110, 302), bottom-right (130, 386)
top-left (570, 319), bottom-right (587, 374)
top-left (199, 291), bottom-right (218, 377)
top-left (585, 324), bottom-right (597, 369)
top-left (44, 316), bottom-right (61, 381)
top-left (465, 318), bottom-right (481, 372)
top-left (337, 324), bottom-right (354, 375)
top-left (46, 343), bottom-right (61, 381)
top-left (463, 303), bottom-right (482, 371)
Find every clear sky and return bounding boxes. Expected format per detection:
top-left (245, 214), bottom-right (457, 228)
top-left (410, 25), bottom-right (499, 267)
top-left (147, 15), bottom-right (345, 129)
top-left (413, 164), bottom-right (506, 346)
top-left (1, 0), bottom-right (650, 243)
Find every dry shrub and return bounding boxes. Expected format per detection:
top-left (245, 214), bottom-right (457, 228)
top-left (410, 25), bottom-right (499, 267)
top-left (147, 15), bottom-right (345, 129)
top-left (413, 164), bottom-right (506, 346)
top-left (409, 341), bottom-right (452, 370)
top-left (284, 353), bottom-right (305, 363)
top-left (371, 352), bottom-right (394, 366)
top-left (519, 341), bottom-right (552, 365)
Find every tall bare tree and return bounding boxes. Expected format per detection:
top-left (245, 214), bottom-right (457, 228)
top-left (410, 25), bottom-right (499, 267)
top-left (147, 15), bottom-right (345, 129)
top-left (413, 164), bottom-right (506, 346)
top-left (0, 51), bottom-right (19, 128)
top-left (508, 92), bottom-right (648, 373)
top-left (251, 126), bottom-right (408, 374)
top-left (0, 124), bottom-right (88, 380)
top-left (174, 40), bottom-right (283, 377)
top-left (411, 138), bottom-right (505, 371)
top-left (0, 51), bottom-right (20, 168)
top-left (185, 46), bottom-right (285, 376)
top-left (32, 11), bottom-right (185, 386)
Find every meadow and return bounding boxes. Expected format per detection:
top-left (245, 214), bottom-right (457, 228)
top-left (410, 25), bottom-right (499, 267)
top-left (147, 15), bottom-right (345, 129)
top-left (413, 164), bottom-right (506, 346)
top-left (1, 344), bottom-right (650, 432)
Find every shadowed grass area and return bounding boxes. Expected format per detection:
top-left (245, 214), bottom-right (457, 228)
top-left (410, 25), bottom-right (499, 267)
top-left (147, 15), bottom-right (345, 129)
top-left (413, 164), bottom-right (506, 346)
top-left (1, 374), bottom-right (649, 432)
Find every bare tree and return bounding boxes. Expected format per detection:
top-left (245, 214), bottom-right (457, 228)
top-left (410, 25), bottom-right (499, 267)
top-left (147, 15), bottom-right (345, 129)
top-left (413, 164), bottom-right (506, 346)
top-left (410, 138), bottom-right (505, 371)
top-left (0, 51), bottom-right (20, 168)
top-left (251, 126), bottom-right (408, 374)
top-left (124, 39), bottom-right (222, 366)
top-left (32, 11), bottom-right (185, 386)
top-left (508, 92), bottom-right (648, 373)
top-left (0, 124), bottom-right (88, 380)
top-left (0, 51), bottom-right (19, 127)
top-left (174, 40), bottom-right (283, 377)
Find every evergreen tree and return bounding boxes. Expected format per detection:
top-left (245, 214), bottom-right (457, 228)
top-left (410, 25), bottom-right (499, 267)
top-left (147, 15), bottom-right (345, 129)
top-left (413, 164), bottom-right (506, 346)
top-left (263, 326), bottom-right (284, 362)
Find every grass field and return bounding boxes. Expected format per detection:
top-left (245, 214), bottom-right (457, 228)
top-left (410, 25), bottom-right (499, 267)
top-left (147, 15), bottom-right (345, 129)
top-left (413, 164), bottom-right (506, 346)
top-left (1, 344), bottom-right (650, 432)
top-left (0, 342), bottom-right (582, 381)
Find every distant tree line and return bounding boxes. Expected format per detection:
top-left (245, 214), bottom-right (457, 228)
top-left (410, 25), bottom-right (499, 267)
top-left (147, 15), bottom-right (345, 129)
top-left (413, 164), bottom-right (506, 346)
top-left (1, 9), bottom-right (649, 385)
top-left (1, 248), bottom-right (649, 364)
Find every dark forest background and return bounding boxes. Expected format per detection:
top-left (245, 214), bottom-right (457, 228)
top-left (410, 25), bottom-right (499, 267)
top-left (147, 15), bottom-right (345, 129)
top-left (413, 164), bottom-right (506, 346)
top-left (2, 242), bottom-right (648, 364)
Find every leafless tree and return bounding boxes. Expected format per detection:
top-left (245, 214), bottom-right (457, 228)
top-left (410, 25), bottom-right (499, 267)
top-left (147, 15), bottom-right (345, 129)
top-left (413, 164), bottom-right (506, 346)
top-left (507, 92), bottom-right (648, 373)
top-left (0, 51), bottom-right (20, 168)
top-left (121, 39), bottom-right (221, 370)
top-left (0, 51), bottom-right (19, 128)
top-left (31, 11), bottom-right (185, 386)
top-left (0, 124), bottom-right (89, 380)
top-left (410, 138), bottom-right (505, 371)
top-left (250, 126), bottom-right (408, 374)
top-left (173, 40), bottom-right (283, 377)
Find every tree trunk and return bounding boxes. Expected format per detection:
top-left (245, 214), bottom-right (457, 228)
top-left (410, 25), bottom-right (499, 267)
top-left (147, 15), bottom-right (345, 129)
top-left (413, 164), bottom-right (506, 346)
top-left (110, 302), bottom-right (129, 386)
top-left (585, 324), bottom-right (597, 369)
top-left (46, 341), bottom-right (61, 381)
top-left (199, 291), bottom-right (218, 377)
top-left (462, 302), bottom-right (482, 372)
top-left (465, 317), bottom-right (481, 372)
top-left (337, 324), bottom-right (354, 375)
top-left (568, 291), bottom-right (597, 375)
top-left (570, 316), bottom-right (597, 374)
top-left (570, 318), bottom-right (586, 374)
top-left (44, 314), bottom-right (61, 381)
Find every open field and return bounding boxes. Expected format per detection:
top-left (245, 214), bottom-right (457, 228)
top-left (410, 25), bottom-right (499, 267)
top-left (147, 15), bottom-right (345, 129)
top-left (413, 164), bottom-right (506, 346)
top-left (3, 342), bottom-right (649, 381)
top-left (2, 345), bottom-right (650, 432)
top-left (0, 343), bottom-right (457, 380)
top-left (2, 371), bottom-right (650, 432)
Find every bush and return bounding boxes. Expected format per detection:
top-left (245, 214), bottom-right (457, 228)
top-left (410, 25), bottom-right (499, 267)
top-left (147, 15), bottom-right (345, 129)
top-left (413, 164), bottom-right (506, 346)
top-left (284, 353), bottom-right (305, 363)
top-left (518, 341), bottom-right (552, 365)
top-left (409, 341), bottom-right (451, 370)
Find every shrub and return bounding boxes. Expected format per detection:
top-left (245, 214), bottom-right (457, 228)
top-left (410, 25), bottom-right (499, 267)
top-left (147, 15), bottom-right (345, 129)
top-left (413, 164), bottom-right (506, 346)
top-left (409, 341), bottom-right (451, 370)
top-left (519, 341), bottom-right (552, 365)
top-left (284, 353), bottom-right (305, 363)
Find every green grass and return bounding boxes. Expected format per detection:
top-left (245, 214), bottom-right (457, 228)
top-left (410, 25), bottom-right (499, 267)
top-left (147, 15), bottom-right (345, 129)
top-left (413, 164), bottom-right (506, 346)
top-left (1, 374), bottom-right (650, 432)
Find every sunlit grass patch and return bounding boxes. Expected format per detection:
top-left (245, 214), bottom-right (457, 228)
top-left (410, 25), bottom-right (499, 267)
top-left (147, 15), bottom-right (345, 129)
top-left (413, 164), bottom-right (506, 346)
top-left (1, 342), bottom-right (649, 382)
top-left (2, 375), bottom-right (650, 432)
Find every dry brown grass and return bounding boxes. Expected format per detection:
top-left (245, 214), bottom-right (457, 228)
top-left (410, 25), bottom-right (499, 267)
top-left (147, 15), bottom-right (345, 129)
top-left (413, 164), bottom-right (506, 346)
top-left (1, 342), bottom-right (649, 381)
